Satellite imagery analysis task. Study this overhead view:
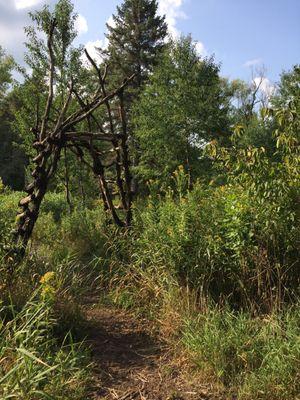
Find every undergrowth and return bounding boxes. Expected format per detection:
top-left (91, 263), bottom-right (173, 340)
top-left (182, 307), bottom-right (300, 399)
top-left (0, 209), bottom-right (99, 400)
top-left (0, 157), bottom-right (299, 399)
top-left (0, 294), bottom-right (90, 399)
top-left (95, 168), bottom-right (299, 399)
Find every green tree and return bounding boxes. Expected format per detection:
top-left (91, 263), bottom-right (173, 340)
top-left (226, 77), bottom-right (277, 154)
top-left (102, 0), bottom-right (168, 195)
top-left (0, 47), bottom-right (27, 190)
top-left (13, 0), bottom-right (86, 197)
top-left (0, 46), bottom-right (13, 100)
top-left (133, 37), bottom-right (230, 188)
top-left (16, 0), bottom-right (82, 147)
top-left (104, 0), bottom-right (167, 92)
top-left (272, 64), bottom-right (300, 109)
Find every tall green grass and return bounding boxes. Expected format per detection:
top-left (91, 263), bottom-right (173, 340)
top-left (96, 175), bottom-right (300, 399)
top-left (182, 307), bottom-right (300, 399)
top-left (0, 190), bottom-right (100, 399)
top-left (106, 179), bottom-right (299, 311)
top-left (0, 290), bottom-right (91, 400)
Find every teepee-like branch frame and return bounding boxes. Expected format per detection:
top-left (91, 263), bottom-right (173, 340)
top-left (12, 19), bottom-right (135, 258)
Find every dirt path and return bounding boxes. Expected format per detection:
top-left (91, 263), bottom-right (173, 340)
top-left (83, 303), bottom-right (226, 400)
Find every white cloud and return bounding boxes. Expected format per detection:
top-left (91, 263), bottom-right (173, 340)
top-left (83, 39), bottom-right (107, 65)
top-left (14, 0), bottom-right (42, 10)
top-left (6, 0), bottom-right (54, 65)
top-left (75, 13), bottom-right (88, 35)
top-left (158, 1), bottom-right (207, 55)
top-left (106, 15), bottom-right (116, 29)
top-left (195, 40), bottom-right (207, 57)
top-left (0, 22), bottom-right (24, 48)
top-left (253, 76), bottom-right (275, 97)
top-left (244, 58), bottom-right (263, 68)
top-left (158, 0), bottom-right (187, 38)
top-left (83, 14), bottom-right (112, 66)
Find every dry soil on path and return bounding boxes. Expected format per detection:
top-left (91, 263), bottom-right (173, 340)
top-left (83, 303), bottom-right (227, 400)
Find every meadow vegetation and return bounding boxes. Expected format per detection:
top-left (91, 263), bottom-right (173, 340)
top-left (0, 0), bottom-right (299, 398)
top-left (0, 116), bottom-right (299, 397)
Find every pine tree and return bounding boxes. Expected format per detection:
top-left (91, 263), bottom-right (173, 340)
top-left (103, 0), bottom-right (168, 194)
top-left (104, 0), bottom-right (167, 91)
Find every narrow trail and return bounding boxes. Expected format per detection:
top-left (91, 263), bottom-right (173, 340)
top-left (83, 303), bottom-right (226, 400)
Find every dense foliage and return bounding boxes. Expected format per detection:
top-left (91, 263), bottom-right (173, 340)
top-left (0, 47), bottom-right (27, 189)
top-left (0, 0), bottom-right (299, 399)
top-left (133, 37), bottom-right (230, 188)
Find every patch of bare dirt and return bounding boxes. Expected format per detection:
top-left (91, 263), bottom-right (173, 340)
top-left (83, 304), bottom-right (228, 400)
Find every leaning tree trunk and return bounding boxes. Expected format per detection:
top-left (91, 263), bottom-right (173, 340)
top-left (118, 90), bottom-right (133, 226)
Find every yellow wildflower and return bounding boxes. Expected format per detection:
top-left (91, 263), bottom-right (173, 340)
top-left (40, 271), bottom-right (55, 284)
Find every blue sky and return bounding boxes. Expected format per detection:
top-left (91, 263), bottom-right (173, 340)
top-left (1, 0), bottom-right (299, 86)
top-left (180, 0), bottom-right (300, 82)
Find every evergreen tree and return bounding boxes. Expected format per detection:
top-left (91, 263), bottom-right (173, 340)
top-left (103, 0), bottom-right (168, 193)
top-left (104, 0), bottom-right (167, 91)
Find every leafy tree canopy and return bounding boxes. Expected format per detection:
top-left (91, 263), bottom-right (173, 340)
top-left (133, 36), bottom-right (230, 188)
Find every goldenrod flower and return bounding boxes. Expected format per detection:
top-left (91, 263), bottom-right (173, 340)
top-left (40, 271), bottom-right (55, 284)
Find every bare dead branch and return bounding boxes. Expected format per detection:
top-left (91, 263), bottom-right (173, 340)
top-left (53, 79), bottom-right (74, 135)
top-left (64, 132), bottom-right (124, 141)
top-left (72, 88), bottom-right (105, 133)
top-left (62, 74), bottom-right (135, 131)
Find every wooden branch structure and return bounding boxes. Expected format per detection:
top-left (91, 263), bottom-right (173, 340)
top-left (12, 19), bottom-right (136, 258)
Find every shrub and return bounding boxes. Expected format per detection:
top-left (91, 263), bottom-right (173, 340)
top-left (118, 166), bottom-right (299, 310)
top-left (40, 192), bottom-right (70, 222)
top-left (0, 190), bottom-right (24, 256)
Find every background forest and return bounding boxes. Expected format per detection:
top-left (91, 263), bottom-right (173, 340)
top-left (0, 0), bottom-right (299, 399)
